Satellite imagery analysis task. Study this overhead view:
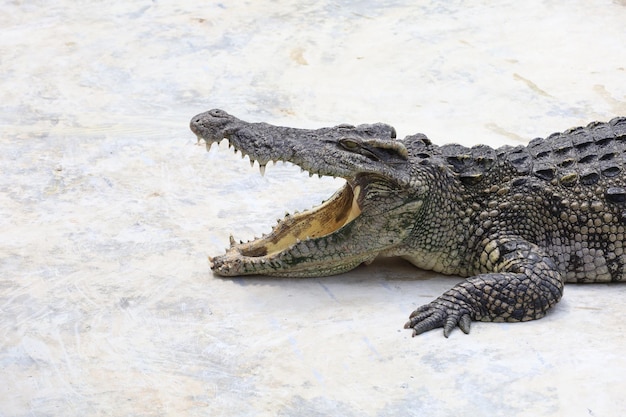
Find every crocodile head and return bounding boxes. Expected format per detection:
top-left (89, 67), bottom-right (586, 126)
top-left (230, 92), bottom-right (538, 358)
top-left (190, 109), bottom-right (436, 277)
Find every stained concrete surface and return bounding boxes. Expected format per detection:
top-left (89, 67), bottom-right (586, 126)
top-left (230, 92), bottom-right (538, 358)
top-left (1, 1), bottom-right (626, 416)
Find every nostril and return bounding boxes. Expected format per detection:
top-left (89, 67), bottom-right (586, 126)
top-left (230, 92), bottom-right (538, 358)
top-left (189, 117), bottom-right (201, 133)
top-left (209, 109), bottom-right (230, 118)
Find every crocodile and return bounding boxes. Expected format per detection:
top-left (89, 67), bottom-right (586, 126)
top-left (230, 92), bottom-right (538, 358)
top-left (190, 109), bottom-right (626, 337)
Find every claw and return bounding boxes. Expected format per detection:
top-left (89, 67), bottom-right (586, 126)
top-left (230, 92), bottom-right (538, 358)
top-left (404, 308), bottom-right (444, 337)
top-left (459, 314), bottom-right (471, 334)
top-left (404, 301), bottom-right (472, 338)
top-left (259, 164), bottom-right (266, 176)
top-left (229, 235), bottom-right (236, 247)
top-left (443, 316), bottom-right (457, 338)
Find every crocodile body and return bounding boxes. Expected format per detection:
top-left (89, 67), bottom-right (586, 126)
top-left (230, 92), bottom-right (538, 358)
top-left (190, 109), bottom-right (626, 337)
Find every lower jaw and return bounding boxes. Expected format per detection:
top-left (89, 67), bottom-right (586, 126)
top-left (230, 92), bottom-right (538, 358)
top-left (263, 263), bottom-right (360, 277)
top-left (211, 181), bottom-right (369, 277)
top-left (211, 249), bottom-right (376, 277)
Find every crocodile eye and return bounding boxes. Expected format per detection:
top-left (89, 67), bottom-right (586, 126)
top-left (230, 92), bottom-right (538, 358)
top-left (339, 138), bottom-right (359, 151)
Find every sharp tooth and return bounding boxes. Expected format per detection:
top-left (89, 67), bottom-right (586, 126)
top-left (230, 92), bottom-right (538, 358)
top-left (205, 142), bottom-right (214, 152)
top-left (259, 164), bottom-right (266, 176)
top-left (229, 235), bottom-right (236, 247)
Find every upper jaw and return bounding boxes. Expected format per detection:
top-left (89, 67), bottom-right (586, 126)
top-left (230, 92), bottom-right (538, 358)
top-left (190, 109), bottom-right (409, 182)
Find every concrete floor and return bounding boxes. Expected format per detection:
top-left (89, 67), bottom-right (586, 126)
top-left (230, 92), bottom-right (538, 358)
top-left (1, 1), bottom-right (626, 416)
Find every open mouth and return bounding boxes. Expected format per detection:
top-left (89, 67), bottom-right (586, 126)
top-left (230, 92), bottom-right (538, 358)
top-left (190, 108), bottom-right (404, 276)
top-left (198, 134), bottom-right (372, 276)
top-left (229, 179), bottom-right (362, 259)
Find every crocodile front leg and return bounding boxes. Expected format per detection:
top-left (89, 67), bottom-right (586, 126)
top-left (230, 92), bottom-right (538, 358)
top-left (404, 237), bottom-right (565, 337)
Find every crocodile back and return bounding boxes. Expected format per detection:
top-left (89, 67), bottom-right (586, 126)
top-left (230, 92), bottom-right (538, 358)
top-left (434, 117), bottom-right (626, 188)
top-left (507, 117), bottom-right (626, 186)
top-left (418, 117), bottom-right (626, 282)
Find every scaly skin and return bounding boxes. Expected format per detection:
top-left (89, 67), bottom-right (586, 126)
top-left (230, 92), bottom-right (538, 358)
top-left (190, 109), bottom-right (626, 337)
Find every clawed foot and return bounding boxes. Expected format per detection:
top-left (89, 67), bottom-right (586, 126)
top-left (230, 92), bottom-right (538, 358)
top-left (404, 299), bottom-right (472, 338)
